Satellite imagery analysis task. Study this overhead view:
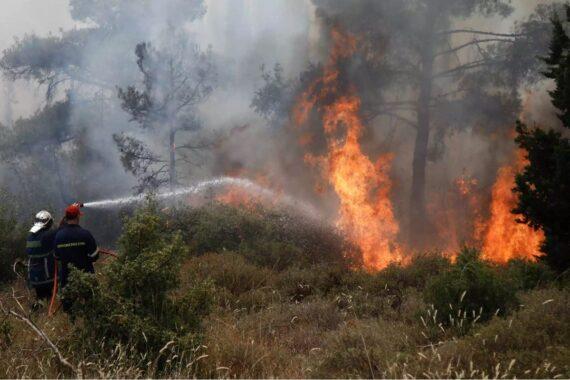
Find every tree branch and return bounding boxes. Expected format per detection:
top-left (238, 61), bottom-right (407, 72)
top-left (433, 59), bottom-right (501, 79)
top-left (435, 38), bottom-right (515, 57)
top-left (0, 300), bottom-right (79, 377)
top-left (431, 88), bottom-right (468, 100)
top-left (363, 109), bottom-right (417, 129)
top-left (438, 29), bottom-right (522, 38)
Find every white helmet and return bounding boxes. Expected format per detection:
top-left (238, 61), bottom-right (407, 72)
top-left (30, 210), bottom-right (53, 233)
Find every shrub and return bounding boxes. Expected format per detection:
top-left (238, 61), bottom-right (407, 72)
top-left (180, 252), bottom-right (277, 310)
top-left (375, 253), bottom-right (451, 291)
top-left (434, 287), bottom-right (570, 378)
top-left (64, 203), bottom-right (213, 358)
top-left (314, 318), bottom-right (413, 378)
top-left (182, 252), bottom-right (271, 296)
top-left (167, 203), bottom-right (361, 270)
top-left (195, 315), bottom-right (289, 378)
top-left (274, 264), bottom-right (353, 301)
top-left (505, 259), bottom-right (556, 290)
top-left (424, 247), bottom-right (517, 326)
top-left (195, 299), bottom-right (343, 378)
top-left (0, 190), bottom-right (26, 286)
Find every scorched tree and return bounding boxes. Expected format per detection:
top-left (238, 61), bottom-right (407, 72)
top-left (116, 28), bottom-right (216, 192)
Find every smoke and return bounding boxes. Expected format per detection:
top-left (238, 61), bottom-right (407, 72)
top-left (0, 0), bottom-right (563, 254)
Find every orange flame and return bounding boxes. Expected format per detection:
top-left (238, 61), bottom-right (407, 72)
top-left (216, 171), bottom-right (278, 209)
top-left (479, 150), bottom-right (544, 263)
top-left (293, 28), bottom-right (401, 270)
top-left (430, 172), bottom-right (484, 258)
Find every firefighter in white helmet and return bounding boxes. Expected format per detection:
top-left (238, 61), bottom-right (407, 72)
top-left (26, 210), bottom-right (57, 302)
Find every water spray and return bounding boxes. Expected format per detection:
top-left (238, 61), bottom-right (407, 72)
top-left (82, 176), bottom-right (321, 218)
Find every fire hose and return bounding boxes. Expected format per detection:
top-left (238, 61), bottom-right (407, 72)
top-left (48, 248), bottom-right (118, 317)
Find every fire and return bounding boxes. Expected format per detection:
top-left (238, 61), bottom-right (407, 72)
top-left (431, 171), bottom-right (484, 257)
top-left (216, 185), bottom-right (257, 207)
top-left (479, 150), bottom-right (544, 263)
top-left (216, 171), bottom-right (278, 209)
top-left (293, 27), bottom-right (401, 270)
top-left (454, 174), bottom-right (478, 196)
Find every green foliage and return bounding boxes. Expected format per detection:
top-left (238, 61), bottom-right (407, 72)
top-left (424, 248), bottom-right (517, 325)
top-left (513, 9), bottom-right (570, 273)
top-left (542, 6), bottom-right (570, 127)
top-left (375, 253), bottom-right (452, 290)
top-left (0, 190), bottom-right (26, 286)
top-left (168, 203), bottom-right (361, 270)
top-left (437, 287), bottom-right (570, 378)
top-left (0, 32), bottom-right (85, 99)
top-left (63, 202), bottom-right (213, 356)
top-left (0, 99), bottom-right (76, 209)
top-left (514, 123), bottom-right (570, 272)
top-left (251, 63), bottom-right (293, 122)
top-left (505, 259), bottom-right (556, 290)
top-left (183, 252), bottom-right (271, 296)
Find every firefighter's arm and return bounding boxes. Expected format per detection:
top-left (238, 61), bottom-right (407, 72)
top-left (86, 232), bottom-right (99, 262)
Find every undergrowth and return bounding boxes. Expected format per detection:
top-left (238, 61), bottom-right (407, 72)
top-left (0, 202), bottom-right (568, 378)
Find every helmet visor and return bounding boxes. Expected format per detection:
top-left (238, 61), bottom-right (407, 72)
top-left (30, 221), bottom-right (48, 233)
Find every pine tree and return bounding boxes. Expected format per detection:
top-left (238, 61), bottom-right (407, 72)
top-left (514, 6), bottom-right (570, 272)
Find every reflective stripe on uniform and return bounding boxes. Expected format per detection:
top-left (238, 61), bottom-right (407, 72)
top-left (44, 258), bottom-right (49, 278)
top-left (28, 251), bottom-right (53, 259)
top-left (26, 241), bottom-right (42, 248)
top-left (88, 247), bottom-right (99, 258)
top-left (57, 242), bottom-right (86, 248)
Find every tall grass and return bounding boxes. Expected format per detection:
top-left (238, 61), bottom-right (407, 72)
top-left (0, 203), bottom-right (568, 378)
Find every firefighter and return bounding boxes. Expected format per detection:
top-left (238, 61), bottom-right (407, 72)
top-left (26, 210), bottom-right (57, 302)
top-left (54, 204), bottom-right (99, 292)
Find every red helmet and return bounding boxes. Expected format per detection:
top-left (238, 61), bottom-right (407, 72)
top-left (65, 204), bottom-right (83, 219)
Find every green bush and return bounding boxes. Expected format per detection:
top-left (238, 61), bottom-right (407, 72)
top-left (181, 252), bottom-right (277, 310)
top-left (0, 190), bottom-right (26, 286)
top-left (274, 264), bottom-right (353, 301)
top-left (167, 203), bottom-right (361, 270)
top-left (183, 252), bottom-right (271, 296)
top-left (375, 253), bottom-right (451, 290)
top-left (434, 287), bottom-right (570, 378)
top-left (505, 259), bottom-right (556, 290)
top-left (424, 248), bottom-right (517, 326)
top-left (64, 203), bottom-right (213, 357)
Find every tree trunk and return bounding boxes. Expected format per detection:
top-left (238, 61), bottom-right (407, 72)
top-left (409, 4), bottom-right (437, 250)
top-left (169, 128), bottom-right (177, 191)
top-left (52, 149), bottom-right (71, 206)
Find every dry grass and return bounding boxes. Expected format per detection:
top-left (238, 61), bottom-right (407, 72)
top-left (1, 251), bottom-right (569, 378)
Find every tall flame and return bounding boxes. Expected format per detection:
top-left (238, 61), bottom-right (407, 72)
top-left (294, 28), bottom-right (401, 270)
top-left (479, 150), bottom-right (544, 263)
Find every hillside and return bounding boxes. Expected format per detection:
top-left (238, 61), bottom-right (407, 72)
top-left (0, 203), bottom-right (568, 378)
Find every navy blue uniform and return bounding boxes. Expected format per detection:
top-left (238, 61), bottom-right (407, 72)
top-left (26, 229), bottom-right (57, 299)
top-left (54, 224), bottom-right (99, 288)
